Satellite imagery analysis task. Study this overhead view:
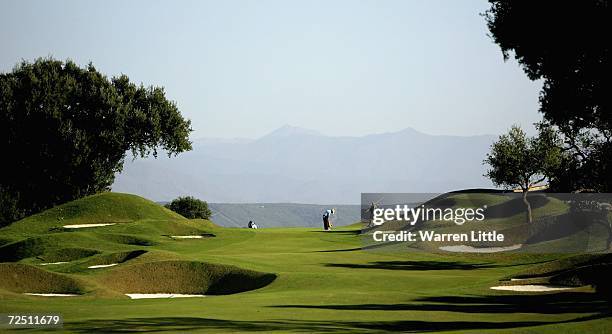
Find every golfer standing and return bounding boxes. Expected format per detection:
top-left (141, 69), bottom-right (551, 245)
top-left (322, 208), bottom-right (336, 230)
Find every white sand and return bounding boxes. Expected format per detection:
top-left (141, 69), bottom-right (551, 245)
top-left (439, 244), bottom-right (523, 253)
top-left (170, 235), bottom-right (203, 239)
top-left (88, 263), bottom-right (118, 269)
top-left (63, 223), bottom-right (116, 229)
top-left (39, 262), bottom-right (69, 266)
top-left (490, 285), bottom-right (573, 292)
top-left (24, 293), bottom-right (79, 297)
top-left (125, 293), bottom-right (207, 299)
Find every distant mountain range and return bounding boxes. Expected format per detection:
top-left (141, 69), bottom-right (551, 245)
top-left (113, 125), bottom-right (496, 204)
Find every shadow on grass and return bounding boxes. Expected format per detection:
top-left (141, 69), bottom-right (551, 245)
top-left (310, 229), bottom-right (362, 235)
top-left (273, 292), bottom-right (611, 315)
top-left (315, 247), bottom-right (363, 253)
top-left (58, 313), bottom-right (609, 333)
top-left (484, 194), bottom-right (550, 219)
top-left (325, 260), bottom-right (498, 270)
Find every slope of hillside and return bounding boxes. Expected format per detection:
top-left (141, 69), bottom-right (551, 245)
top-left (0, 192), bottom-right (274, 298)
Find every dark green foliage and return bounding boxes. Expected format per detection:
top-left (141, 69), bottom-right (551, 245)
top-left (484, 125), bottom-right (563, 222)
top-left (165, 196), bottom-right (212, 219)
top-left (0, 58), bottom-right (192, 226)
top-left (485, 125), bottom-right (563, 192)
top-left (484, 1), bottom-right (611, 191)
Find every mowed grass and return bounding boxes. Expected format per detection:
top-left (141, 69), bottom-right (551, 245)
top-left (0, 193), bottom-right (610, 333)
top-left (100, 261), bottom-right (276, 295)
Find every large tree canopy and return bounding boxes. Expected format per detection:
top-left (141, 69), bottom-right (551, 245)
top-left (484, 0), bottom-right (610, 191)
top-left (0, 58), bottom-right (192, 225)
top-left (485, 125), bottom-right (563, 222)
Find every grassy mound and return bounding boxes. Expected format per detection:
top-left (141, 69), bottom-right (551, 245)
top-left (190, 219), bottom-right (221, 229)
top-left (0, 263), bottom-right (84, 294)
top-left (0, 237), bottom-right (13, 247)
top-left (97, 234), bottom-right (156, 246)
top-left (99, 220), bottom-right (214, 238)
top-left (38, 248), bottom-right (100, 263)
top-left (510, 253), bottom-right (612, 279)
top-left (0, 234), bottom-right (101, 262)
top-left (550, 263), bottom-right (612, 296)
top-left (87, 250), bottom-right (147, 266)
top-left (0, 236), bottom-right (50, 262)
top-left (3, 192), bottom-right (185, 234)
top-left (100, 261), bottom-right (276, 295)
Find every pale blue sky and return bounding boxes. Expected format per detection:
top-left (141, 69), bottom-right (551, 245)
top-left (0, 0), bottom-right (542, 139)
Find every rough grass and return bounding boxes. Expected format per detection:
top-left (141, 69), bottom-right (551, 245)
top-left (97, 234), bottom-right (156, 246)
top-left (0, 233), bottom-right (102, 262)
top-left (87, 250), bottom-right (148, 266)
top-left (38, 248), bottom-right (100, 262)
top-left (0, 263), bottom-right (84, 294)
top-left (100, 261), bottom-right (276, 295)
top-left (551, 263), bottom-right (612, 296)
top-left (509, 253), bottom-right (612, 279)
top-left (0, 237), bottom-right (13, 247)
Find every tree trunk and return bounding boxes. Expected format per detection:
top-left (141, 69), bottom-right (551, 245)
top-left (606, 222), bottom-right (612, 251)
top-left (522, 190), bottom-right (533, 223)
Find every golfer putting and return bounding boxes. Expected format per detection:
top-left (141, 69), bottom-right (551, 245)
top-left (322, 208), bottom-right (336, 230)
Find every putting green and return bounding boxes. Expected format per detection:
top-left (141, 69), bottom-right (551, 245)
top-left (0, 193), bottom-right (610, 333)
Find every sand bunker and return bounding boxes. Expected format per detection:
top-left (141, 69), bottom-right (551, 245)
top-left (24, 293), bottom-right (79, 297)
top-left (40, 262), bottom-right (69, 266)
top-left (170, 235), bottom-right (203, 239)
top-left (88, 263), bottom-right (118, 269)
top-left (439, 244), bottom-right (523, 253)
top-left (125, 293), bottom-right (207, 299)
top-left (490, 285), bottom-right (573, 292)
top-left (63, 223), bottom-right (116, 229)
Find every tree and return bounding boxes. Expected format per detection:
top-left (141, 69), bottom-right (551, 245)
top-left (0, 58), bottom-right (192, 226)
top-left (484, 125), bottom-right (563, 223)
top-left (484, 1), bottom-right (611, 191)
top-left (165, 196), bottom-right (212, 219)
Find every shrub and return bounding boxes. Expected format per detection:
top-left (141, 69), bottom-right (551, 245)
top-left (165, 196), bottom-right (212, 219)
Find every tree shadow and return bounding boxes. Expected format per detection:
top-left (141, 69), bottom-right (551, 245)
top-left (315, 247), bottom-right (363, 253)
top-left (310, 230), bottom-right (362, 235)
top-left (325, 260), bottom-right (498, 270)
top-left (57, 312), bottom-right (609, 333)
top-left (484, 194), bottom-right (550, 219)
top-left (272, 292), bottom-right (611, 315)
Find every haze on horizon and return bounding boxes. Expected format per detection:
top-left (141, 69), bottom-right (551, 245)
top-left (0, 0), bottom-right (542, 139)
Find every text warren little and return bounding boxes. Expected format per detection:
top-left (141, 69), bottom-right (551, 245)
top-left (372, 230), bottom-right (504, 242)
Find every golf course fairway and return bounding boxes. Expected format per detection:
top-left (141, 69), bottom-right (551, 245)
top-left (0, 193), bottom-right (610, 333)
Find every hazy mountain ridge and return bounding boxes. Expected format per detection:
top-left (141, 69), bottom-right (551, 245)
top-left (113, 126), bottom-right (496, 204)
